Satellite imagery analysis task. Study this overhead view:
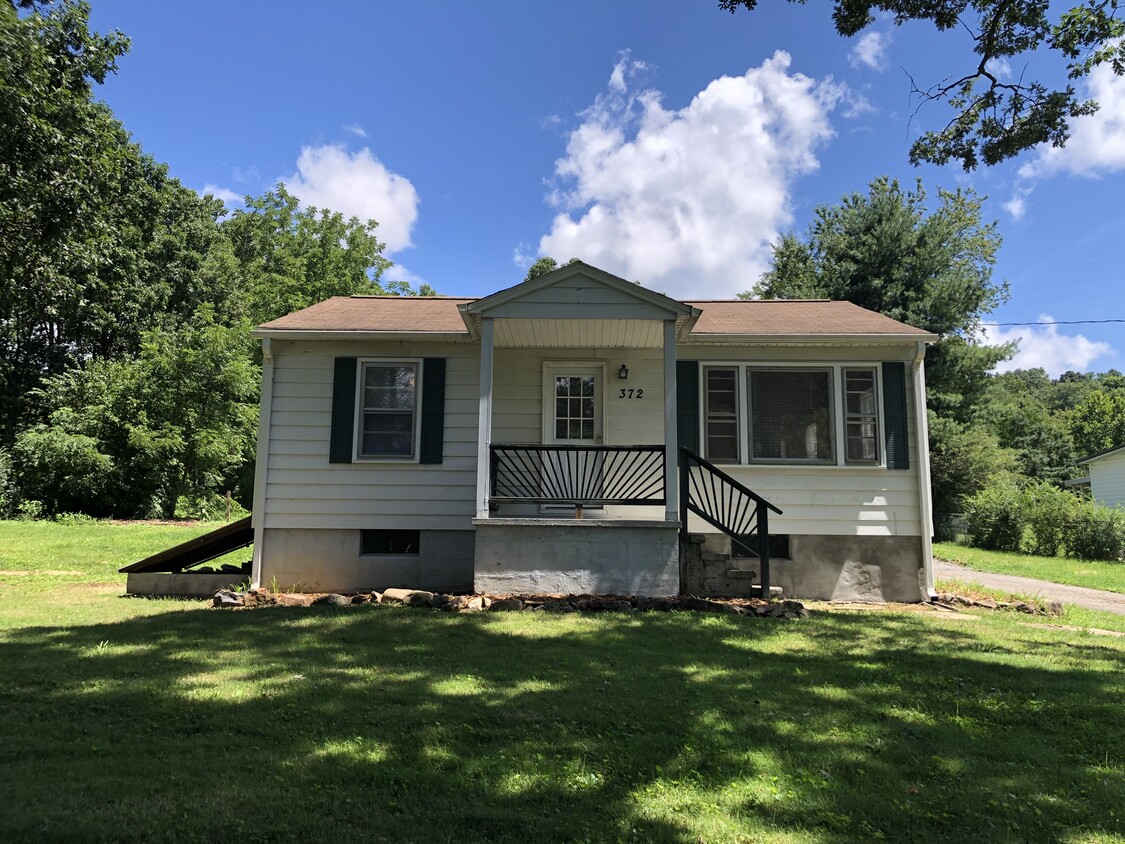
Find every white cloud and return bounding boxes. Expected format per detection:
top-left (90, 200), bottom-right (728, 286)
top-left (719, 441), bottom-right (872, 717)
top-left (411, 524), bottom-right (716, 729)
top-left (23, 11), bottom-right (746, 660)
top-left (849, 32), bottom-right (890, 72)
top-left (536, 51), bottom-right (841, 298)
top-left (285, 145), bottom-right (419, 253)
top-left (343, 123), bottom-right (368, 138)
top-left (1002, 185), bottom-right (1031, 219)
top-left (984, 316), bottom-right (1115, 376)
top-left (200, 184), bottom-right (242, 206)
top-left (1018, 63), bottom-right (1125, 180)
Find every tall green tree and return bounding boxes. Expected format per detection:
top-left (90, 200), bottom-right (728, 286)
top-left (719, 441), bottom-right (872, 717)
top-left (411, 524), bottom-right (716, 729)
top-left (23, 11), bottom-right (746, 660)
top-left (752, 177), bottom-right (1012, 421)
top-left (0, 1), bottom-right (231, 441)
top-left (719, 0), bottom-right (1125, 169)
top-left (222, 185), bottom-right (394, 326)
top-left (15, 307), bottom-right (260, 517)
top-left (1069, 389), bottom-right (1125, 459)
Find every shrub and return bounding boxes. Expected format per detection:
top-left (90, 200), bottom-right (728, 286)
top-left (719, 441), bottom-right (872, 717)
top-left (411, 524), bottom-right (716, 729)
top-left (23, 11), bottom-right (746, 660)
top-left (964, 480), bottom-right (1026, 552)
top-left (173, 492), bottom-right (250, 522)
top-left (12, 427), bottom-right (114, 517)
top-left (1066, 501), bottom-right (1125, 561)
top-left (0, 447), bottom-right (15, 517)
top-left (1022, 481), bottom-right (1076, 557)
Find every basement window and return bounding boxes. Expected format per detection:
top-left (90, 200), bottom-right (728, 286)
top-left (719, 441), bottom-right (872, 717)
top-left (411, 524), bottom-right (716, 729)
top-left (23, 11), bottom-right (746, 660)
top-left (360, 529), bottom-right (421, 556)
top-left (732, 534), bottom-right (790, 560)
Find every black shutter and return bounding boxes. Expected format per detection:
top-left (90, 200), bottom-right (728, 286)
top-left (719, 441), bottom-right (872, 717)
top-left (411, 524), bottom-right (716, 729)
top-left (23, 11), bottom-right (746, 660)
top-left (419, 358), bottom-right (446, 464)
top-left (882, 361), bottom-right (909, 470)
top-left (676, 360), bottom-right (700, 454)
top-left (330, 357), bottom-right (358, 463)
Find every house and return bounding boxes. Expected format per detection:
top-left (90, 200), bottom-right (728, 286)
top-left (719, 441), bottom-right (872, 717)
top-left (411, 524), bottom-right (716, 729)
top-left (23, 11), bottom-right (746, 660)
top-left (1076, 445), bottom-right (1125, 508)
top-left (248, 261), bottom-right (938, 602)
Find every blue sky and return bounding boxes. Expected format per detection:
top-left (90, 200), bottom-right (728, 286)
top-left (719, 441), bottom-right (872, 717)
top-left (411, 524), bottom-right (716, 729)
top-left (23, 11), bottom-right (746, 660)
top-left (88, 0), bottom-right (1124, 376)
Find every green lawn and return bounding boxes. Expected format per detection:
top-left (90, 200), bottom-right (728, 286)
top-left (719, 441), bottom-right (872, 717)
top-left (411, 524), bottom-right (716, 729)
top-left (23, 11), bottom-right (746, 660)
top-left (0, 522), bottom-right (1122, 842)
top-left (934, 541), bottom-right (1125, 594)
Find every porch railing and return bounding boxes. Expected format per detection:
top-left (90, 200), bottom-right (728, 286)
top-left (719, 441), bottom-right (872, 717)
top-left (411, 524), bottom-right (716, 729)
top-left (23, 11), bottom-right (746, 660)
top-left (679, 447), bottom-right (783, 594)
top-left (489, 444), bottom-right (665, 506)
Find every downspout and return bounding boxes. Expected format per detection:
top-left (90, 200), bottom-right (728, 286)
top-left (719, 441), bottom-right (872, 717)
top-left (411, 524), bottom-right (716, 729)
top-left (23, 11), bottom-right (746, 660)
top-left (912, 340), bottom-right (937, 600)
top-left (250, 337), bottom-right (274, 589)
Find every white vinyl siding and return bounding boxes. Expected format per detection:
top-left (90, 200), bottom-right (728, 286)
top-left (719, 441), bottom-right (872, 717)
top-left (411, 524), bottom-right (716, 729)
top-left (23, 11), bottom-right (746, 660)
top-left (263, 340), bottom-right (478, 531)
top-left (1088, 451), bottom-right (1125, 507)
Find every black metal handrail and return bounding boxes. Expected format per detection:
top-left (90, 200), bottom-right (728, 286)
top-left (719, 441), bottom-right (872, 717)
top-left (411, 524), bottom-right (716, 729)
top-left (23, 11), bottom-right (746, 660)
top-left (679, 447), bottom-right (783, 595)
top-left (490, 443), bottom-right (665, 506)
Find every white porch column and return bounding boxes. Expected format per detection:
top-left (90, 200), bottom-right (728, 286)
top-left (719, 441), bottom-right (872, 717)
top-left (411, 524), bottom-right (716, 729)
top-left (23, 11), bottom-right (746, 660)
top-left (475, 317), bottom-right (495, 519)
top-left (913, 341), bottom-right (937, 600)
top-left (663, 319), bottom-right (679, 523)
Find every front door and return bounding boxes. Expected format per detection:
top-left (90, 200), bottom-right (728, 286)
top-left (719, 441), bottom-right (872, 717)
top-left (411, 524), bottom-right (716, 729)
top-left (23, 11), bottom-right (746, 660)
top-left (543, 365), bottom-right (604, 510)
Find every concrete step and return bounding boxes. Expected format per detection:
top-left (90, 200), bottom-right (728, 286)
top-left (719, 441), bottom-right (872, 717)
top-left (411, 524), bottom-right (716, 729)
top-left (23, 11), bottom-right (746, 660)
top-left (726, 569), bottom-right (757, 579)
top-left (701, 551), bottom-right (730, 562)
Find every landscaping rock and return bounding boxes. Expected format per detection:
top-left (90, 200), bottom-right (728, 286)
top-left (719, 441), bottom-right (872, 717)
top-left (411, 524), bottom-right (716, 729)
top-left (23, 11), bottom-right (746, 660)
top-left (275, 593), bottom-right (314, 607)
top-left (442, 595), bottom-right (472, 612)
top-left (212, 589), bottom-right (244, 608)
top-left (543, 600), bottom-right (575, 613)
top-left (242, 589), bottom-right (277, 607)
top-left (1046, 599), bottom-right (1064, 617)
top-left (314, 593), bottom-right (351, 607)
top-left (382, 588), bottom-right (434, 606)
top-left (351, 593), bottom-right (372, 605)
top-left (490, 598), bottom-right (523, 612)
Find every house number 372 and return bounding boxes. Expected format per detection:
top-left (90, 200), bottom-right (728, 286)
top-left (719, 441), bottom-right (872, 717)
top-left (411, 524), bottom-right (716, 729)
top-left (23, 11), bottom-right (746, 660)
top-left (618, 388), bottom-right (644, 399)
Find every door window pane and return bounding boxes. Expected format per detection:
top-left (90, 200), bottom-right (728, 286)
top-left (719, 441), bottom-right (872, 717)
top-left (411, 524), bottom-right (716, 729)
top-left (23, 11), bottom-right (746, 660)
top-left (553, 373), bottom-right (598, 441)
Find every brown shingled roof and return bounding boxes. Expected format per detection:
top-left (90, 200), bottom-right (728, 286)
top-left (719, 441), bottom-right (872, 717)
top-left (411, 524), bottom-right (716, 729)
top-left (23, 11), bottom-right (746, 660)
top-left (257, 296), bottom-right (474, 333)
top-left (686, 300), bottom-right (933, 336)
top-left (256, 295), bottom-right (932, 338)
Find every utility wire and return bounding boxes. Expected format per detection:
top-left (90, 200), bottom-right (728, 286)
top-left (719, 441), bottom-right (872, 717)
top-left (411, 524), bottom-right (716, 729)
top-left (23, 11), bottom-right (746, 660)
top-left (980, 319), bottom-right (1125, 326)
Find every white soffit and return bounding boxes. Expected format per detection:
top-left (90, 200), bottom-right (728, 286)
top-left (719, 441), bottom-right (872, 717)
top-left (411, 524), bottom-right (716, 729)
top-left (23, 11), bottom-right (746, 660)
top-left (493, 318), bottom-right (665, 348)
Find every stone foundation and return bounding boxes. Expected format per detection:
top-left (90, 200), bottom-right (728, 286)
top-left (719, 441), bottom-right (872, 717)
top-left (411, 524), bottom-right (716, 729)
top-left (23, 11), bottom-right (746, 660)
top-left (683, 533), bottom-right (926, 602)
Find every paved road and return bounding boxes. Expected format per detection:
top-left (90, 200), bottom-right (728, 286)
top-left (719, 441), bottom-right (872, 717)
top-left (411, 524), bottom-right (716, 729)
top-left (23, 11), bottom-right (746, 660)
top-left (934, 559), bottom-right (1125, 616)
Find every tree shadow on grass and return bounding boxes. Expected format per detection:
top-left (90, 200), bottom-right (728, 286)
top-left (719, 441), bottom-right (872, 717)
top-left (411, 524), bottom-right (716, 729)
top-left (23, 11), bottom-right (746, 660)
top-left (0, 606), bottom-right (1122, 842)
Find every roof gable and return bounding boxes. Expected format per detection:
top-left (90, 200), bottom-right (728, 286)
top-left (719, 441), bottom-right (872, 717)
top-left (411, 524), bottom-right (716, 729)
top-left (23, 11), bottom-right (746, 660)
top-left (460, 261), bottom-right (696, 324)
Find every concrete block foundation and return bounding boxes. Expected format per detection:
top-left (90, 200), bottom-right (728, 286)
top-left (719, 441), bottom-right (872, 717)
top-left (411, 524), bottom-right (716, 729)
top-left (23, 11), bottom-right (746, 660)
top-left (473, 518), bottom-right (680, 596)
top-left (259, 528), bottom-right (475, 594)
top-left (126, 572), bottom-right (248, 598)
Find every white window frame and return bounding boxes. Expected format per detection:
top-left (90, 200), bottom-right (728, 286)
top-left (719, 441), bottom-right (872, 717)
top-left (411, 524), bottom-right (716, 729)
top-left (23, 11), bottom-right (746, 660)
top-left (693, 361), bottom-right (888, 469)
top-left (354, 358), bottom-right (423, 462)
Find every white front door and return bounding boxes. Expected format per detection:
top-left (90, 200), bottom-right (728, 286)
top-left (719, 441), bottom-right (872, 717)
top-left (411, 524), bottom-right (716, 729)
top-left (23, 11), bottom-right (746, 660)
top-left (543, 365), bottom-right (604, 509)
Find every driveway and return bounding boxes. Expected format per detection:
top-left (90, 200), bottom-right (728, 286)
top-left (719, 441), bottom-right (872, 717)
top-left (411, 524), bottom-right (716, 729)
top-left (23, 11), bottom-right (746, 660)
top-left (934, 559), bottom-right (1125, 616)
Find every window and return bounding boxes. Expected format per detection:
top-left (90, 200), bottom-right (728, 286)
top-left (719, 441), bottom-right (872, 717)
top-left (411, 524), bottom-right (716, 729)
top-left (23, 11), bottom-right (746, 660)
top-left (732, 533), bottom-right (790, 560)
top-left (749, 369), bottom-right (835, 464)
top-left (843, 368), bottom-right (879, 464)
top-left (704, 367), bottom-right (739, 462)
top-left (361, 529), bottom-right (420, 555)
top-left (359, 362), bottom-right (418, 458)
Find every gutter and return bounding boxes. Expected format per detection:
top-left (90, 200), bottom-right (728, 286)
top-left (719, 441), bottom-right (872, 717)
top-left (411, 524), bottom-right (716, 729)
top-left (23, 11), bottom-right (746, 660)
top-left (912, 340), bottom-right (937, 600)
top-left (250, 337), bottom-right (274, 589)
top-left (250, 329), bottom-right (472, 343)
top-left (681, 332), bottom-right (939, 346)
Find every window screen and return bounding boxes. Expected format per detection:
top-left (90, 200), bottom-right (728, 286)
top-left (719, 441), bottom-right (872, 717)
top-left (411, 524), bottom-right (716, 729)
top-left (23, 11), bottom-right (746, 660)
top-left (749, 369), bottom-right (834, 463)
top-left (360, 363), bottom-right (417, 457)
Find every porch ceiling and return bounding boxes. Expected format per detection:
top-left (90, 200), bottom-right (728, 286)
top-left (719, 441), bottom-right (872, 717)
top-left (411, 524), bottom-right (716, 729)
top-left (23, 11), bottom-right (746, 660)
top-left (495, 318), bottom-right (674, 348)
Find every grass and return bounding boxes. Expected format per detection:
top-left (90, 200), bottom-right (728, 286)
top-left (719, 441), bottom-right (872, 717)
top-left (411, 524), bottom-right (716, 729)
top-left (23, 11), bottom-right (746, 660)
top-left (0, 522), bottom-right (1123, 842)
top-left (934, 541), bottom-right (1125, 594)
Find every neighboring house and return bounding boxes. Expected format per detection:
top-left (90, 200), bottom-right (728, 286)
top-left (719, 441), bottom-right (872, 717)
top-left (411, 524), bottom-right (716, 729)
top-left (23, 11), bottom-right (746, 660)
top-left (1076, 445), bottom-right (1125, 508)
top-left (248, 261), bottom-right (938, 602)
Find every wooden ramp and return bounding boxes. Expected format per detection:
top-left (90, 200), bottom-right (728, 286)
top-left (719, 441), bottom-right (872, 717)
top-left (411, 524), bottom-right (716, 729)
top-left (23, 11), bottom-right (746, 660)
top-left (120, 517), bottom-right (253, 574)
